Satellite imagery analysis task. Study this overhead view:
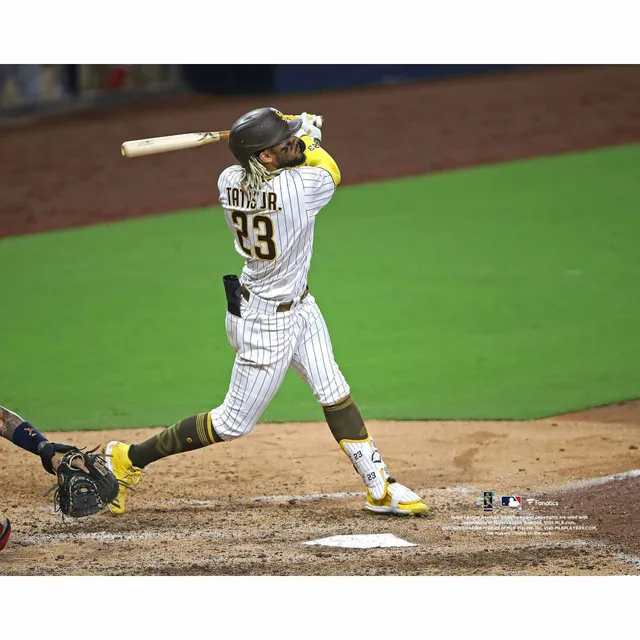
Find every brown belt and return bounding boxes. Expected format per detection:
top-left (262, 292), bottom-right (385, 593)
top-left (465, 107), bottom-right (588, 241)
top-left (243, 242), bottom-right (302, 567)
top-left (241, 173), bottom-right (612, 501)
top-left (241, 285), bottom-right (309, 312)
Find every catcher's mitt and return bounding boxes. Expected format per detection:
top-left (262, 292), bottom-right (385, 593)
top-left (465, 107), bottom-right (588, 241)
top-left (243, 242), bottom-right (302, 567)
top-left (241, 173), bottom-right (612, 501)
top-left (44, 445), bottom-right (119, 518)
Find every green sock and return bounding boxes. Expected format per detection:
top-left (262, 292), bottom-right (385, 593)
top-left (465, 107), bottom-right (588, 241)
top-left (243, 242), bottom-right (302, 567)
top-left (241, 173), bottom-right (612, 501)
top-left (128, 412), bottom-right (222, 468)
top-left (323, 396), bottom-right (369, 443)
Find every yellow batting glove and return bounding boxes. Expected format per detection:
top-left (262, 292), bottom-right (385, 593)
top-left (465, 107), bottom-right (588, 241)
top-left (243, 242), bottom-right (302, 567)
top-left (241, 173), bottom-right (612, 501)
top-left (299, 112), bottom-right (322, 141)
top-left (281, 111), bottom-right (323, 141)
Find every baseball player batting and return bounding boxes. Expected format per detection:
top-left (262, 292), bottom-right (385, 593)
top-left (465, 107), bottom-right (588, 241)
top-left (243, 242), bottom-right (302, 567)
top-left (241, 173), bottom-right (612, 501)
top-left (105, 108), bottom-right (428, 517)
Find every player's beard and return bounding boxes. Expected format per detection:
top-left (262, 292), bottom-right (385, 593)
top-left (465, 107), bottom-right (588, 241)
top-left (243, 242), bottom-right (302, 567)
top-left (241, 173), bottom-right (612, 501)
top-left (276, 139), bottom-right (306, 169)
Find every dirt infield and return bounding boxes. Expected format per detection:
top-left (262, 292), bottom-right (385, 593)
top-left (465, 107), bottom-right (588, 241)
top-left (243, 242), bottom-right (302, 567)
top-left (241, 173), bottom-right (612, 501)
top-left (2, 65), bottom-right (640, 574)
top-left (1, 403), bottom-right (639, 575)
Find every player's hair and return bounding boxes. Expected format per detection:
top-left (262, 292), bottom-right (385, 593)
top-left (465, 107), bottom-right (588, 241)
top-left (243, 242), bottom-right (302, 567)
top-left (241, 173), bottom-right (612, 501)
top-left (241, 155), bottom-right (283, 194)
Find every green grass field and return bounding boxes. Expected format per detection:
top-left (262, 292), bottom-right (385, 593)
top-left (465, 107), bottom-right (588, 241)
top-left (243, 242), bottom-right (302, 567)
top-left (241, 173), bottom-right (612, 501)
top-left (2, 144), bottom-right (639, 430)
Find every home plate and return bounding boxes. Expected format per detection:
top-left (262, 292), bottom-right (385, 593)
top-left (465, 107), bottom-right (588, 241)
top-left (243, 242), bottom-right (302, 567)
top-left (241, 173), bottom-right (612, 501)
top-left (303, 533), bottom-right (417, 549)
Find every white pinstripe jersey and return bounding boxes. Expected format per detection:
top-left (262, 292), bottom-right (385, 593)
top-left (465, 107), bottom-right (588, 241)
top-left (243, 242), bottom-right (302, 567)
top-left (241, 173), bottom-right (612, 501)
top-left (218, 165), bottom-right (336, 301)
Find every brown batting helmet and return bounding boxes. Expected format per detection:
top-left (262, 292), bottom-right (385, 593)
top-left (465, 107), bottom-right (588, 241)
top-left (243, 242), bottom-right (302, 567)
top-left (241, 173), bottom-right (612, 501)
top-left (229, 107), bottom-right (302, 167)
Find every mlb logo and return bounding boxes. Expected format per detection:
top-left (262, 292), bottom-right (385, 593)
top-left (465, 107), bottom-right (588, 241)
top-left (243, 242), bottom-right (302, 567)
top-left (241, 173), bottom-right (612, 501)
top-left (501, 495), bottom-right (522, 508)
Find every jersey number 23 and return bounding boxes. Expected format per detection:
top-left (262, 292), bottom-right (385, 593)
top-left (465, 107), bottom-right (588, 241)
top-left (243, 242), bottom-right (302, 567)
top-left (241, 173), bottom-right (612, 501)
top-left (231, 211), bottom-right (277, 261)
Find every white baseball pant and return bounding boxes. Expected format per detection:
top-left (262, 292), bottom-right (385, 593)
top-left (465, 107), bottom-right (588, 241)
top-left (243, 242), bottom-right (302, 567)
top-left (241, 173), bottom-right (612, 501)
top-left (210, 291), bottom-right (350, 440)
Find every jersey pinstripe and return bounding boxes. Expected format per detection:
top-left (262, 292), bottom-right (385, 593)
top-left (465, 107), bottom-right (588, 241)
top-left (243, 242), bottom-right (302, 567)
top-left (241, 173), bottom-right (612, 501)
top-left (218, 165), bottom-right (335, 301)
top-left (210, 161), bottom-right (349, 439)
top-left (208, 154), bottom-right (424, 510)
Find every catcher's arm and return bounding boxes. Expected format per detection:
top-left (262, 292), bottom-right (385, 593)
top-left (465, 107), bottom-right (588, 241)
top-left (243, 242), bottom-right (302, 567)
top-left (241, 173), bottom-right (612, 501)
top-left (0, 405), bottom-right (87, 473)
top-left (2, 405), bottom-right (117, 517)
top-left (0, 405), bottom-right (23, 441)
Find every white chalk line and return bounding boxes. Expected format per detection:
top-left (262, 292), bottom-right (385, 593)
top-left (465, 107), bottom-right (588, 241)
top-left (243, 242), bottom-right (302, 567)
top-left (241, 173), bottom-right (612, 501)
top-left (430, 468), bottom-right (640, 501)
top-left (245, 469), bottom-right (639, 504)
top-left (16, 531), bottom-right (639, 573)
top-left (136, 492), bottom-right (368, 508)
top-left (31, 467), bottom-right (640, 514)
top-left (109, 487), bottom-right (470, 508)
top-left (612, 551), bottom-right (640, 571)
top-left (34, 492), bottom-right (369, 512)
top-left (33, 466), bottom-right (640, 513)
top-left (552, 468), bottom-right (640, 492)
top-left (147, 486), bottom-right (480, 506)
top-left (22, 470), bottom-right (640, 570)
top-left (252, 491), bottom-right (366, 503)
top-left (17, 529), bottom-right (227, 546)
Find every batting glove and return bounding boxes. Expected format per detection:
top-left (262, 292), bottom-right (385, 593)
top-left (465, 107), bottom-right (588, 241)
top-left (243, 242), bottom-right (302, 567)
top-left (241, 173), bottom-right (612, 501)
top-left (295, 112), bottom-right (323, 142)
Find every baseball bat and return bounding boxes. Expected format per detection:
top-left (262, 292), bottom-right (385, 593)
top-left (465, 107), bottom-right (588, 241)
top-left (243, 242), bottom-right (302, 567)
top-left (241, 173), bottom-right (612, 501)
top-left (121, 115), bottom-right (323, 159)
top-left (121, 130), bottom-right (230, 158)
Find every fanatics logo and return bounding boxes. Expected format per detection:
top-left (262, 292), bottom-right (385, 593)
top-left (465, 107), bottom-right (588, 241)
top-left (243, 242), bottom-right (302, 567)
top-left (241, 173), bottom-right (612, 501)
top-left (526, 498), bottom-right (559, 507)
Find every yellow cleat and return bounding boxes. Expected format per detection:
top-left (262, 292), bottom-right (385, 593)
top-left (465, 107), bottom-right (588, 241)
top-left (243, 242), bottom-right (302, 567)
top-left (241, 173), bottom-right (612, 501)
top-left (365, 479), bottom-right (429, 516)
top-left (104, 441), bottom-right (143, 516)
